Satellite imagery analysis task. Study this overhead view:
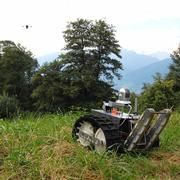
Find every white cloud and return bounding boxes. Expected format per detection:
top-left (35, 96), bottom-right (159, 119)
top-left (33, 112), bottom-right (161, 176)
top-left (0, 0), bottom-right (180, 56)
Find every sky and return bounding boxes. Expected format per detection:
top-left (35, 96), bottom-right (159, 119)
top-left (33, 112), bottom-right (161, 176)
top-left (0, 0), bottom-right (180, 57)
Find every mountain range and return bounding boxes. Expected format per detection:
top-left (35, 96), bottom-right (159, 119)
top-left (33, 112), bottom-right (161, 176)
top-left (37, 49), bottom-right (171, 93)
top-left (120, 49), bottom-right (161, 73)
top-left (115, 58), bottom-right (171, 92)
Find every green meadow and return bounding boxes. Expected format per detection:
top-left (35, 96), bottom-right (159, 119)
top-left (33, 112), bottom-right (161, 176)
top-left (0, 111), bottom-right (179, 179)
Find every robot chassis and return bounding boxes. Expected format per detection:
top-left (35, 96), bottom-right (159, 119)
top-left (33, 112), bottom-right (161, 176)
top-left (72, 88), bottom-right (171, 153)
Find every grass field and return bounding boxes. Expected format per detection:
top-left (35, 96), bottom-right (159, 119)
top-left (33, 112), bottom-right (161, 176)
top-left (0, 111), bottom-right (179, 179)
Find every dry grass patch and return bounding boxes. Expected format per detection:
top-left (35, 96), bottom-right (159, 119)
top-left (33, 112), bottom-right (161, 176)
top-left (54, 141), bottom-right (76, 157)
top-left (82, 168), bottom-right (104, 180)
top-left (151, 152), bottom-right (180, 165)
top-left (39, 141), bottom-right (80, 179)
top-left (148, 151), bottom-right (180, 179)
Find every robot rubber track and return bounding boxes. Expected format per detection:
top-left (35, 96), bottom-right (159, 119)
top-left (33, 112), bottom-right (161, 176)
top-left (72, 114), bottom-right (123, 152)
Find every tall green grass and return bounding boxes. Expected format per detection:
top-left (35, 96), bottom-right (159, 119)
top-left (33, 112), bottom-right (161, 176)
top-left (160, 112), bottom-right (180, 152)
top-left (0, 111), bottom-right (179, 179)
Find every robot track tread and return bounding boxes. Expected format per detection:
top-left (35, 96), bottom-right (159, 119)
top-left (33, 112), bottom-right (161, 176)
top-left (72, 114), bottom-right (123, 150)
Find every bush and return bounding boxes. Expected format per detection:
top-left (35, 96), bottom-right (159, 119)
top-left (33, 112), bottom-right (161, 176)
top-left (0, 95), bottom-right (19, 118)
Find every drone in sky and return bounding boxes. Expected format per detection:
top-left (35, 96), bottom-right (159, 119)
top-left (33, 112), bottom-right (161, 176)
top-left (22, 25), bottom-right (32, 29)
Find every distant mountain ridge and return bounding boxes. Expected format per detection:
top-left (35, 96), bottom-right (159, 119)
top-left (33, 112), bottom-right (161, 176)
top-left (115, 58), bottom-right (171, 93)
top-left (149, 51), bottom-right (170, 60)
top-left (120, 49), bottom-right (160, 73)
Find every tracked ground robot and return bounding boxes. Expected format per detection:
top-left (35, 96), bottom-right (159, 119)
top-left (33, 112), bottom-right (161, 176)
top-left (72, 88), bottom-right (171, 153)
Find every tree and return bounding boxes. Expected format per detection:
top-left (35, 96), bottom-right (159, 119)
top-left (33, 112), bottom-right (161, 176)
top-left (0, 40), bottom-right (38, 109)
top-left (32, 60), bottom-right (115, 111)
top-left (168, 46), bottom-right (180, 89)
top-left (59, 19), bottom-right (122, 105)
top-left (32, 60), bottom-right (71, 112)
top-left (91, 20), bottom-right (122, 81)
top-left (139, 74), bottom-right (174, 111)
top-left (166, 45), bottom-right (180, 107)
top-left (62, 19), bottom-right (122, 82)
top-left (0, 95), bottom-right (19, 118)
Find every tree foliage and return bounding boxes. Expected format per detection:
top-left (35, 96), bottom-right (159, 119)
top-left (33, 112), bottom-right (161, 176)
top-left (139, 74), bottom-right (174, 111)
top-left (166, 46), bottom-right (180, 107)
top-left (62, 19), bottom-right (122, 82)
top-left (32, 60), bottom-right (71, 111)
top-left (168, 46), bottom-right (180, 90)
top-left (31, 19), bottom-right (122, 111)
top-left (61, 19), bottom-right (122, 105)
top-left (0, 40), bottom-right (38, 109)
top-left (0, 95), bottom-right (19, 118)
